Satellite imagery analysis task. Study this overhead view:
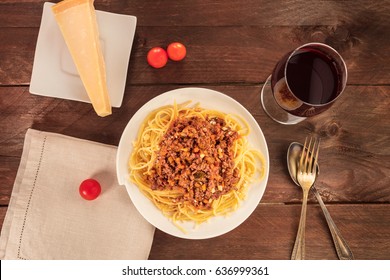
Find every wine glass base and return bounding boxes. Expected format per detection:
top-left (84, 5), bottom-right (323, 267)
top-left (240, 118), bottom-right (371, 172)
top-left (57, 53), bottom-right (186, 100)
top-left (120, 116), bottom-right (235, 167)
top-left (260, 75), bottom-right (306, 125)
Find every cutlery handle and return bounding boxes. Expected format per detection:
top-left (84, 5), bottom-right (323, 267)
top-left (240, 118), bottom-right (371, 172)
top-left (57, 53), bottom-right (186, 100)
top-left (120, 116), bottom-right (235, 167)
top-left (313, 186), bottom-right (354, 260)
top-left (291, 189), bottom-right (309, 260)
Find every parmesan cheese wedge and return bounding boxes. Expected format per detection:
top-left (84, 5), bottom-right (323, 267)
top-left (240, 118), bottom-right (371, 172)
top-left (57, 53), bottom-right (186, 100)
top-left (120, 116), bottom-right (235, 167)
top-left (52, 0), bottom-right (112, 117)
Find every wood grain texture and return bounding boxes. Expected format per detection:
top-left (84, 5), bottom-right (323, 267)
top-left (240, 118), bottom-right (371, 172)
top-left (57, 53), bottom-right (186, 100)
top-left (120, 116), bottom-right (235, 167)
top-left (0, 204), bottom-right (388, 260)
top-left (0, 0), bottom-right (389, 260)
top-left (149, 204), bottom-right (390, 260)
top-left (0, 25), bottom-right (389, 85)
top-left (0, 0), bottom-right (389, 85)
top-left (1, 1), bottom-right (390, 28)
top-left (0, 207), bottom-right (6, 230)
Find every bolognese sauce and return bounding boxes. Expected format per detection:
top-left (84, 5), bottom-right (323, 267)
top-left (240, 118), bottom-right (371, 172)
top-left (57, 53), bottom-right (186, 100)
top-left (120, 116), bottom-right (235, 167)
top-left (147, 115), bottom-right (240, 209)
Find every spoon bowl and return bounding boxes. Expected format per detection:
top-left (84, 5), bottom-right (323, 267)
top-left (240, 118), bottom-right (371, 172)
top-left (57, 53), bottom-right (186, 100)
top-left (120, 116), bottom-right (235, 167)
top-left (287, 142), bottom-right (319, 186)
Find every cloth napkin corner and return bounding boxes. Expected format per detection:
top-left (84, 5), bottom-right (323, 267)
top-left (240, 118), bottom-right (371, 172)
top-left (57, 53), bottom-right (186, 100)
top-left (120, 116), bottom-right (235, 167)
top-left (0, 129), bottom-right (155, 260)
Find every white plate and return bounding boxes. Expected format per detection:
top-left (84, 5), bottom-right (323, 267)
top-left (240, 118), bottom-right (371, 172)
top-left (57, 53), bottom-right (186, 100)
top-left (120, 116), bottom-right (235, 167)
top-left (116, 88), bottom-right (269, 239)
top-left (29, 2), bottom-right (137, 108)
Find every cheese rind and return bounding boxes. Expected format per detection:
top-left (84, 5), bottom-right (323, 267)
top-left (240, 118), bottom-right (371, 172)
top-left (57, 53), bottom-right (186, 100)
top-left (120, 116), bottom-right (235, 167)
top-left (52, 0), bottom-right (111, 117)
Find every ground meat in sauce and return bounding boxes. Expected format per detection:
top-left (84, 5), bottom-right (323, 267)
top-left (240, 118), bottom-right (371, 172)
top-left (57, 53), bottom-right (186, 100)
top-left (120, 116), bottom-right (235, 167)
top-left (146, 114), bottom-right (241, 209)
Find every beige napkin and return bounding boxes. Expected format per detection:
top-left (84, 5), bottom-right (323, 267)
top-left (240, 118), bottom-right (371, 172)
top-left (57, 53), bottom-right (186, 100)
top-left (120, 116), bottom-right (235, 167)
top-left (0, 129), bottom-right (155, 260)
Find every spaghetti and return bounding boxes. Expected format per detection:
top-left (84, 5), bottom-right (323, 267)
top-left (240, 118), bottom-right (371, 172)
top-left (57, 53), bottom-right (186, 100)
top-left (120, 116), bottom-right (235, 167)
top-left (128, 101), bottom-right (266, 228)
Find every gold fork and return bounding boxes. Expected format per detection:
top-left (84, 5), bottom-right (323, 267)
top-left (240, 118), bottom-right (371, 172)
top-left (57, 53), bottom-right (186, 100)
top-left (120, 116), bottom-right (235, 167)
top-left (291, 136), bottom-right (320, 260)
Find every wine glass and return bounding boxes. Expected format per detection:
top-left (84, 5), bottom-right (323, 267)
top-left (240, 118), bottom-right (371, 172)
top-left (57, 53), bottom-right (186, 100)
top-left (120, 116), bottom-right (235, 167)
top-left (260, 42), bottom-right (347, 125)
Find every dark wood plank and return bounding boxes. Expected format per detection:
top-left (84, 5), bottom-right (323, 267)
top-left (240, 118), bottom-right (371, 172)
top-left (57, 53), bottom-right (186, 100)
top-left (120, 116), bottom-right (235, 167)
top-left (1, 24), bottom-right (389, 85)
top-left (1, 85), bottom-right (389, 205)
top-left (0, 207), bottom-right (6, 231)
top-left (129, 25), bottom-right (390, 85)
top-left (149, 204), bottom-right (390, 260)
top-left (1, 0), bottom-right (389, 28)
top-left (0, 157), bottom-right (19, 206)
top-left (0, 27), bottom-right (38, 86)
top-left (0, 0), bottom-right (45, 28)
top-left (1, 203), bottom-right (388, 259)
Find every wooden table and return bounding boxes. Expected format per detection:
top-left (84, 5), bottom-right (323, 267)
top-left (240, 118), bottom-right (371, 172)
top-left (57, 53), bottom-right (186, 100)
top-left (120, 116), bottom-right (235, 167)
top-left (1, 0), bottom-right (389, 260)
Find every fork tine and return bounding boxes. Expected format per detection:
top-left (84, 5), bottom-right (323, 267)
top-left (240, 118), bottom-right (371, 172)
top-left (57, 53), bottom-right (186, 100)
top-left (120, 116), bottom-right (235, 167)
top-left (301, 136), bottom-right (321, 175)
top-left (307, 137), bottom-right (315, 173)
top-left (304, 137), bottom-right (313, 173)
top-left (300, 137), bottom-right (308, 173)
top-left (306, 136), bottom-right (320, 174)
top-left (312, 138), bottom-right (320, 174)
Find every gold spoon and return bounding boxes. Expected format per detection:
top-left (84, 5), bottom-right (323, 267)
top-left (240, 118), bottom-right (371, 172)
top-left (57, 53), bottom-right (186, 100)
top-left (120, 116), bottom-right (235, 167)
top-left (287, 142), bottom-right (354, 260)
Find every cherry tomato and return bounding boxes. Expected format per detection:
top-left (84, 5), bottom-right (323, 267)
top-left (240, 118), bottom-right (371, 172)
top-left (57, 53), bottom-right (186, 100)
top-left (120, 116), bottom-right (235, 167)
top-left (79, 178), bottom-right (101, 200)
top-left (167, 42), bottom-right (186, 61)
top-left (147, 47), bottom-right (168, 68)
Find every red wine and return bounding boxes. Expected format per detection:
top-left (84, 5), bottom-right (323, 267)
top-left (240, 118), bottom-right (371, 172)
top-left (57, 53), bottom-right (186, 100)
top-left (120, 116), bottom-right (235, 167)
top-left (286, 48), bottom-right (341, 105)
